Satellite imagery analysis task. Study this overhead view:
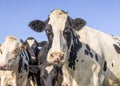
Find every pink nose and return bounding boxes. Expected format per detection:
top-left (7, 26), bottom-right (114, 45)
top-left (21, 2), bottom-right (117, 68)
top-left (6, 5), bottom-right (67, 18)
top-left (49, 52), bottom-right (64, 63)
top-left (0, 63), bottom-right (8, 69)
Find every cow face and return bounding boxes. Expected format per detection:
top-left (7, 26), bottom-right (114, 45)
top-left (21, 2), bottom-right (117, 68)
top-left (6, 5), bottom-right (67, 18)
top-left (29, 9), bottom-right (86, 64)
top-left (0, 36), bottom-right (26, 70)
top-left (25, 37), bottom-right (39, 62)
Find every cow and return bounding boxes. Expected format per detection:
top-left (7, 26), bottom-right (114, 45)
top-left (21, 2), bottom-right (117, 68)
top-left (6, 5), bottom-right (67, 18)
top-left (37, 40), bottom-right (63, 86)
top-left (28, 9), bottom-right (120, 86)
top-left (22, 37), bottom-right (41, 86)
top-left (0, 36), bottom-right (29, 86)
top-left (23, 38), bottom-right (63, 86)
top-left (44, 64), bottom-right (63, 86)
top-left (24, 37), bottom-right (40, 64)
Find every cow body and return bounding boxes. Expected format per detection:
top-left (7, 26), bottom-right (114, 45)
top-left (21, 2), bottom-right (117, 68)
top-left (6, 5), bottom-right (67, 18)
top-left (29, 9), bottom-right (120, 86)
top-left (0, 36), bottom-right (29, 86)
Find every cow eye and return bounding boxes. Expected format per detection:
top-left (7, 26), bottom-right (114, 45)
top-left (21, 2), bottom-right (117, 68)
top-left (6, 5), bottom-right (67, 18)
top-left (45, 24), bottom-right (53, 36)
top-left (63, 27), bottom-right (71, 35)
top-left (63, 29), bottom-right (71, 40)
top-left (12, 49), bottom-right (18, 54)
top-left (46, 29), bottom-right (52, 35)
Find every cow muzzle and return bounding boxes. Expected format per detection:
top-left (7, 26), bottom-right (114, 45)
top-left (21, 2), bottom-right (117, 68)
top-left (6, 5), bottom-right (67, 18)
top-left (0, 63), bottom-right (8, 70)
top-left (48, 52), bottom-right (64, 64)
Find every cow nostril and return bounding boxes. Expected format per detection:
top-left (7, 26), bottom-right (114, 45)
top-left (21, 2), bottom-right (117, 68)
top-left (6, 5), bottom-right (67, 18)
top-left (4, 64), bottom-right (8, 68)
top-left (60, 55), bottom-right (64, 60)
top-left (50, 53), bottom-right (54, 58)
top-left (56, 57), bottom-right (60, 61)
top-left (0, 64), bottom-right (8, 69)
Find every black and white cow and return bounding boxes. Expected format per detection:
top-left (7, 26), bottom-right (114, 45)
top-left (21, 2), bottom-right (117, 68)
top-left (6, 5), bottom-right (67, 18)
top-left (28, 9), bottom-right (120, 86)
top-left (0, 36), bottom-right (29, 86)
top-left (24, 37), bottom-right (40, 65)
top-left (23, 37), bottom-right (41, 86)
top-left (24, 38), bottom-right (63, 86)
top-left (37, 41), bottom-right (63, 86)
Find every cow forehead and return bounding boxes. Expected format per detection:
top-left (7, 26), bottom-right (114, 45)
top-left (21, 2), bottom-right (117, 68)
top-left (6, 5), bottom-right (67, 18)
top-left (27, 39), bottom-right (35, 48)
top-left (48, 9), bottom-right (68, 31)
top-left (50, 9), bottom-right (65, 15)
top-left (1, 36), bottom-right (20, 51)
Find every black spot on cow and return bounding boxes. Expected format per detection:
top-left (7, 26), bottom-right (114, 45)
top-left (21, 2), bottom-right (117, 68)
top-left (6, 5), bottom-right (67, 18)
top-left (84, 50), bottom-right (89, 55)
top-left (103, 61), bottom-right (107, 72)
top-left (95, 54), bottom-right (98, 61)
top-left (84, 44), bottom-right (94, 58)
top-left (18, 56), bottom-right (23, 73)
top-left (82, 60), bottom-right (84, 63)
top-left (68, 32), bottom-right (82, 71)
top-left (89, 52), bottom-right (93, 58)
top-left (86, 44), bottom-right (90, 51)
top-left (24, 63), bottom-right (28, 71)
top-left (45, 24), bottom-right (53, 49)
top-left (113, 44), bottom-right (120, 54)
top-left (112, 63), bottom-right (114, 67)
top-left (76, 59), bottom-right (79, 62)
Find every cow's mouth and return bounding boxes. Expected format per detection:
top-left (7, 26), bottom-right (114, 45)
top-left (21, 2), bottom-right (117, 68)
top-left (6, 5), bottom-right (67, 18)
top-left (53, 58), bottom-right (64, 65)
top-left (52, 59), bottom-right (60, 64)
top-left (0, 66), bottom-right (10, 70)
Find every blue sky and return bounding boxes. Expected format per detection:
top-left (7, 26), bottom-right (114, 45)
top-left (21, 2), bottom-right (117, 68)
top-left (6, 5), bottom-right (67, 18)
top-left (0, 0), bottom-right (120, 43)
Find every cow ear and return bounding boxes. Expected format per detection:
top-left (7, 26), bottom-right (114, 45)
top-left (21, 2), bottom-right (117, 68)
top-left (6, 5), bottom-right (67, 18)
top-left (38, 41), bottom-right (47, 47)
top-left (19, 43), bottom-right (28, 50)
top-left (19, 39), bottom-right (28, 50)
top-left (28, 20), bottom-right (45, 32)
top-left (73, 18), bottom-right (86, 31)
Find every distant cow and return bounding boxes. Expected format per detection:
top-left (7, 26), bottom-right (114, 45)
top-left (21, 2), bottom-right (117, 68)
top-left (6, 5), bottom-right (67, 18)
top-left (22, 37), bottom-right (41, 86)
top-left (0, 36), bottom-right (29, 86)
top-left (29, 9), bottom-right (120, 86)
top-left (24, 37), bottom-right (63, 86)
top-left (24, 37), bottom-right (40, 65)
top-left (37, 41), bottom-right (63, 86)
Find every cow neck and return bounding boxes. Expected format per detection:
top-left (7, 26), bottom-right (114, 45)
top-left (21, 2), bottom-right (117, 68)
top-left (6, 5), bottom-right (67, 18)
top-left (68, 30), bottom-right (82, 70)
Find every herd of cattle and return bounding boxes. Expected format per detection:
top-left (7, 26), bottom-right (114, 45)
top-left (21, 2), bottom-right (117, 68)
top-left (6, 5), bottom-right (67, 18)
top-left (0, 9), bottom-right (120, 86)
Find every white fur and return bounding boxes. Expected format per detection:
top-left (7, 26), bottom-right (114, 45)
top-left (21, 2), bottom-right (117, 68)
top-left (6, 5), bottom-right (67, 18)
top-left (27, 39), bottom-right (35, 48)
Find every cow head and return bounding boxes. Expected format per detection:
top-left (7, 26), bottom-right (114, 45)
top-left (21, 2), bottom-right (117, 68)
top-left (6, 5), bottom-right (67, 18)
top-left (23, 37), bottom-right (40, 63)
top-left (29, 9), bottom-right (86, 64)
top-left (0, 36), bottom-right (27, 70)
